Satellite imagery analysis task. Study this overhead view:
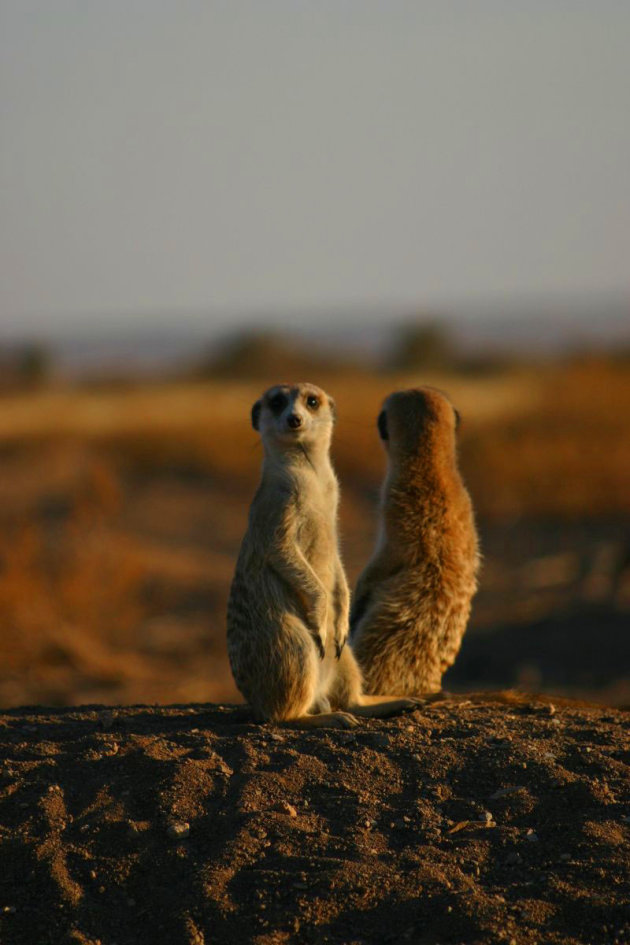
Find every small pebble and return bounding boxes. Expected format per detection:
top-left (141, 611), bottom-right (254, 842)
top-left (482, 811), bottom-right (494, 824)
top-left (274, 801), bottom-right (297, 817)
top-left (167, 821), bottom-right (190, 840)
top-left (526, 829), bottom-right (539, 842)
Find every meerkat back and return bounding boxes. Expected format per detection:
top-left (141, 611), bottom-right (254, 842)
top-left (350, 388), bottom-right (480, 696)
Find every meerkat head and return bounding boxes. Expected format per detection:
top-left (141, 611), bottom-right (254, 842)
top-left (377, 387), bottom-right (460, 461)
top-left (251, 382), bottom-right (336, 456)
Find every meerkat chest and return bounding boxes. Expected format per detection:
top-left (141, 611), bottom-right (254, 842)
top-left (294, 474), bottom-right (338, 569)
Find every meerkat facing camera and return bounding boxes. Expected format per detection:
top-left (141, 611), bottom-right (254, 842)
top-left (227, 382), bottom-right (416, 728)
top-left (350, 388), bottom-right (480, 696)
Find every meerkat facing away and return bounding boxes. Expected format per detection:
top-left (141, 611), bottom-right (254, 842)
top-left (227, 382), bottom-right (416, 728)
top-left (350, 388), bottom-right (480, 696)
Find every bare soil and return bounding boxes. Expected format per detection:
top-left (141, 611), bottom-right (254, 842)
top-left (1, 695), bottom-right (629, 945)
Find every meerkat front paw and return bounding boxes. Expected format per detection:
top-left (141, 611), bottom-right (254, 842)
top-left (306, 602), bottom-right (328, 635)
top-left (304, 609), bottom-right (328, 659)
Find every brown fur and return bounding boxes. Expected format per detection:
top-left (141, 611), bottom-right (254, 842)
top-left (227, 382), bottom-right (416, 728)
top-left (350, 388), bottom-right (480, 696)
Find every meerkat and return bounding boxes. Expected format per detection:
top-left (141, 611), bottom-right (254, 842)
top-left (227, 382), bottom-right (416, 728)
top-left (350, 387), bottom-right (480, 696)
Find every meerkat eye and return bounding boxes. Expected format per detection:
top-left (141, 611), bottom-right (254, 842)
top-left (306, 395), bottom-right (320, 410)
top-left (269, 393), bottom-right (287, 414)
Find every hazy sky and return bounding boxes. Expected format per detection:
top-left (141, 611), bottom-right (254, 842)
top-left (1, 1), bottom-right (629, 335)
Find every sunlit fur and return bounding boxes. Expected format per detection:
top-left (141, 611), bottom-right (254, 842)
top-left (350, 388), bottom-right (480, 696)
top-left (227, 382), bottom-right (418, 728)
top-left (227, 382), bottom-right (365, 727)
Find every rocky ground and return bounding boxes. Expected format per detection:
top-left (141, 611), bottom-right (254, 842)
top-left (1, 694), bottom-right (629, 945)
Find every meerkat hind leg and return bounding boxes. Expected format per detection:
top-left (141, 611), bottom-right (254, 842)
top-left (268, 649), bottom-right (359, 728)
top-left (328, 646), bottom-right (419, 718)
top-left (276, 688), bottom-right (360, 730)
top-left (278, 711), bottom-right (359, 730)
top-left (351, 694), bottom-right (422, 718)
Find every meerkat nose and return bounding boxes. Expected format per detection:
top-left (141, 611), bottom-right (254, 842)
top-left (287, 414), bottom-right (302, 429)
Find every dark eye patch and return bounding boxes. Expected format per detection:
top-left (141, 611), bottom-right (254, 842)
top-left (454, 408), bottom-right (461, 431)
top-left (306, 395), bottom-right (319, 410)
top-left (269, 393), bottom-right (288, 414)
top-left (377, 409), bottom-right (389, 441)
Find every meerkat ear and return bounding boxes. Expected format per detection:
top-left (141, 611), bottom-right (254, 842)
top-left (454, 408), bottom-right (461, 431)
top-left (377, 409), bottom-right (389, 441)
top-left (251, 400), bottom-right (262, 431)
top-left (328, 396), bottom-right (337, 422)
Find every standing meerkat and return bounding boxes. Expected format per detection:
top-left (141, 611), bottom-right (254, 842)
top-left (227, 382), bottom-right (416, 728)
top-left (350, 387), bottom-right (480, 696)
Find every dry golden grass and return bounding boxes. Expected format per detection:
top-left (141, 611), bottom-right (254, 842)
top-left (0, 358), bottom-right (628, 707)
top-left (458, 359), bottom-right (630, 519)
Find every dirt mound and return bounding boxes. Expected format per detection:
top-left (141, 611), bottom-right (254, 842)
top-left (1, 695), bottom-right (629, 945)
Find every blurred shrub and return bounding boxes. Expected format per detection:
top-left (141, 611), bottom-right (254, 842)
top-left (388, 321), bottom-right (457, 371)
top-left (0, 343), bottom-right (53, 390)
top-left (18, 344), bottom-right (52, 386)
top-left (193, 329), bottom-right (364, 381)
top-left (197, 330), bottom-right (317, 378)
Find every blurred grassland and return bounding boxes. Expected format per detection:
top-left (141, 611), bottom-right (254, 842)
top-left (0, 357), bottom-right (628, 708)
